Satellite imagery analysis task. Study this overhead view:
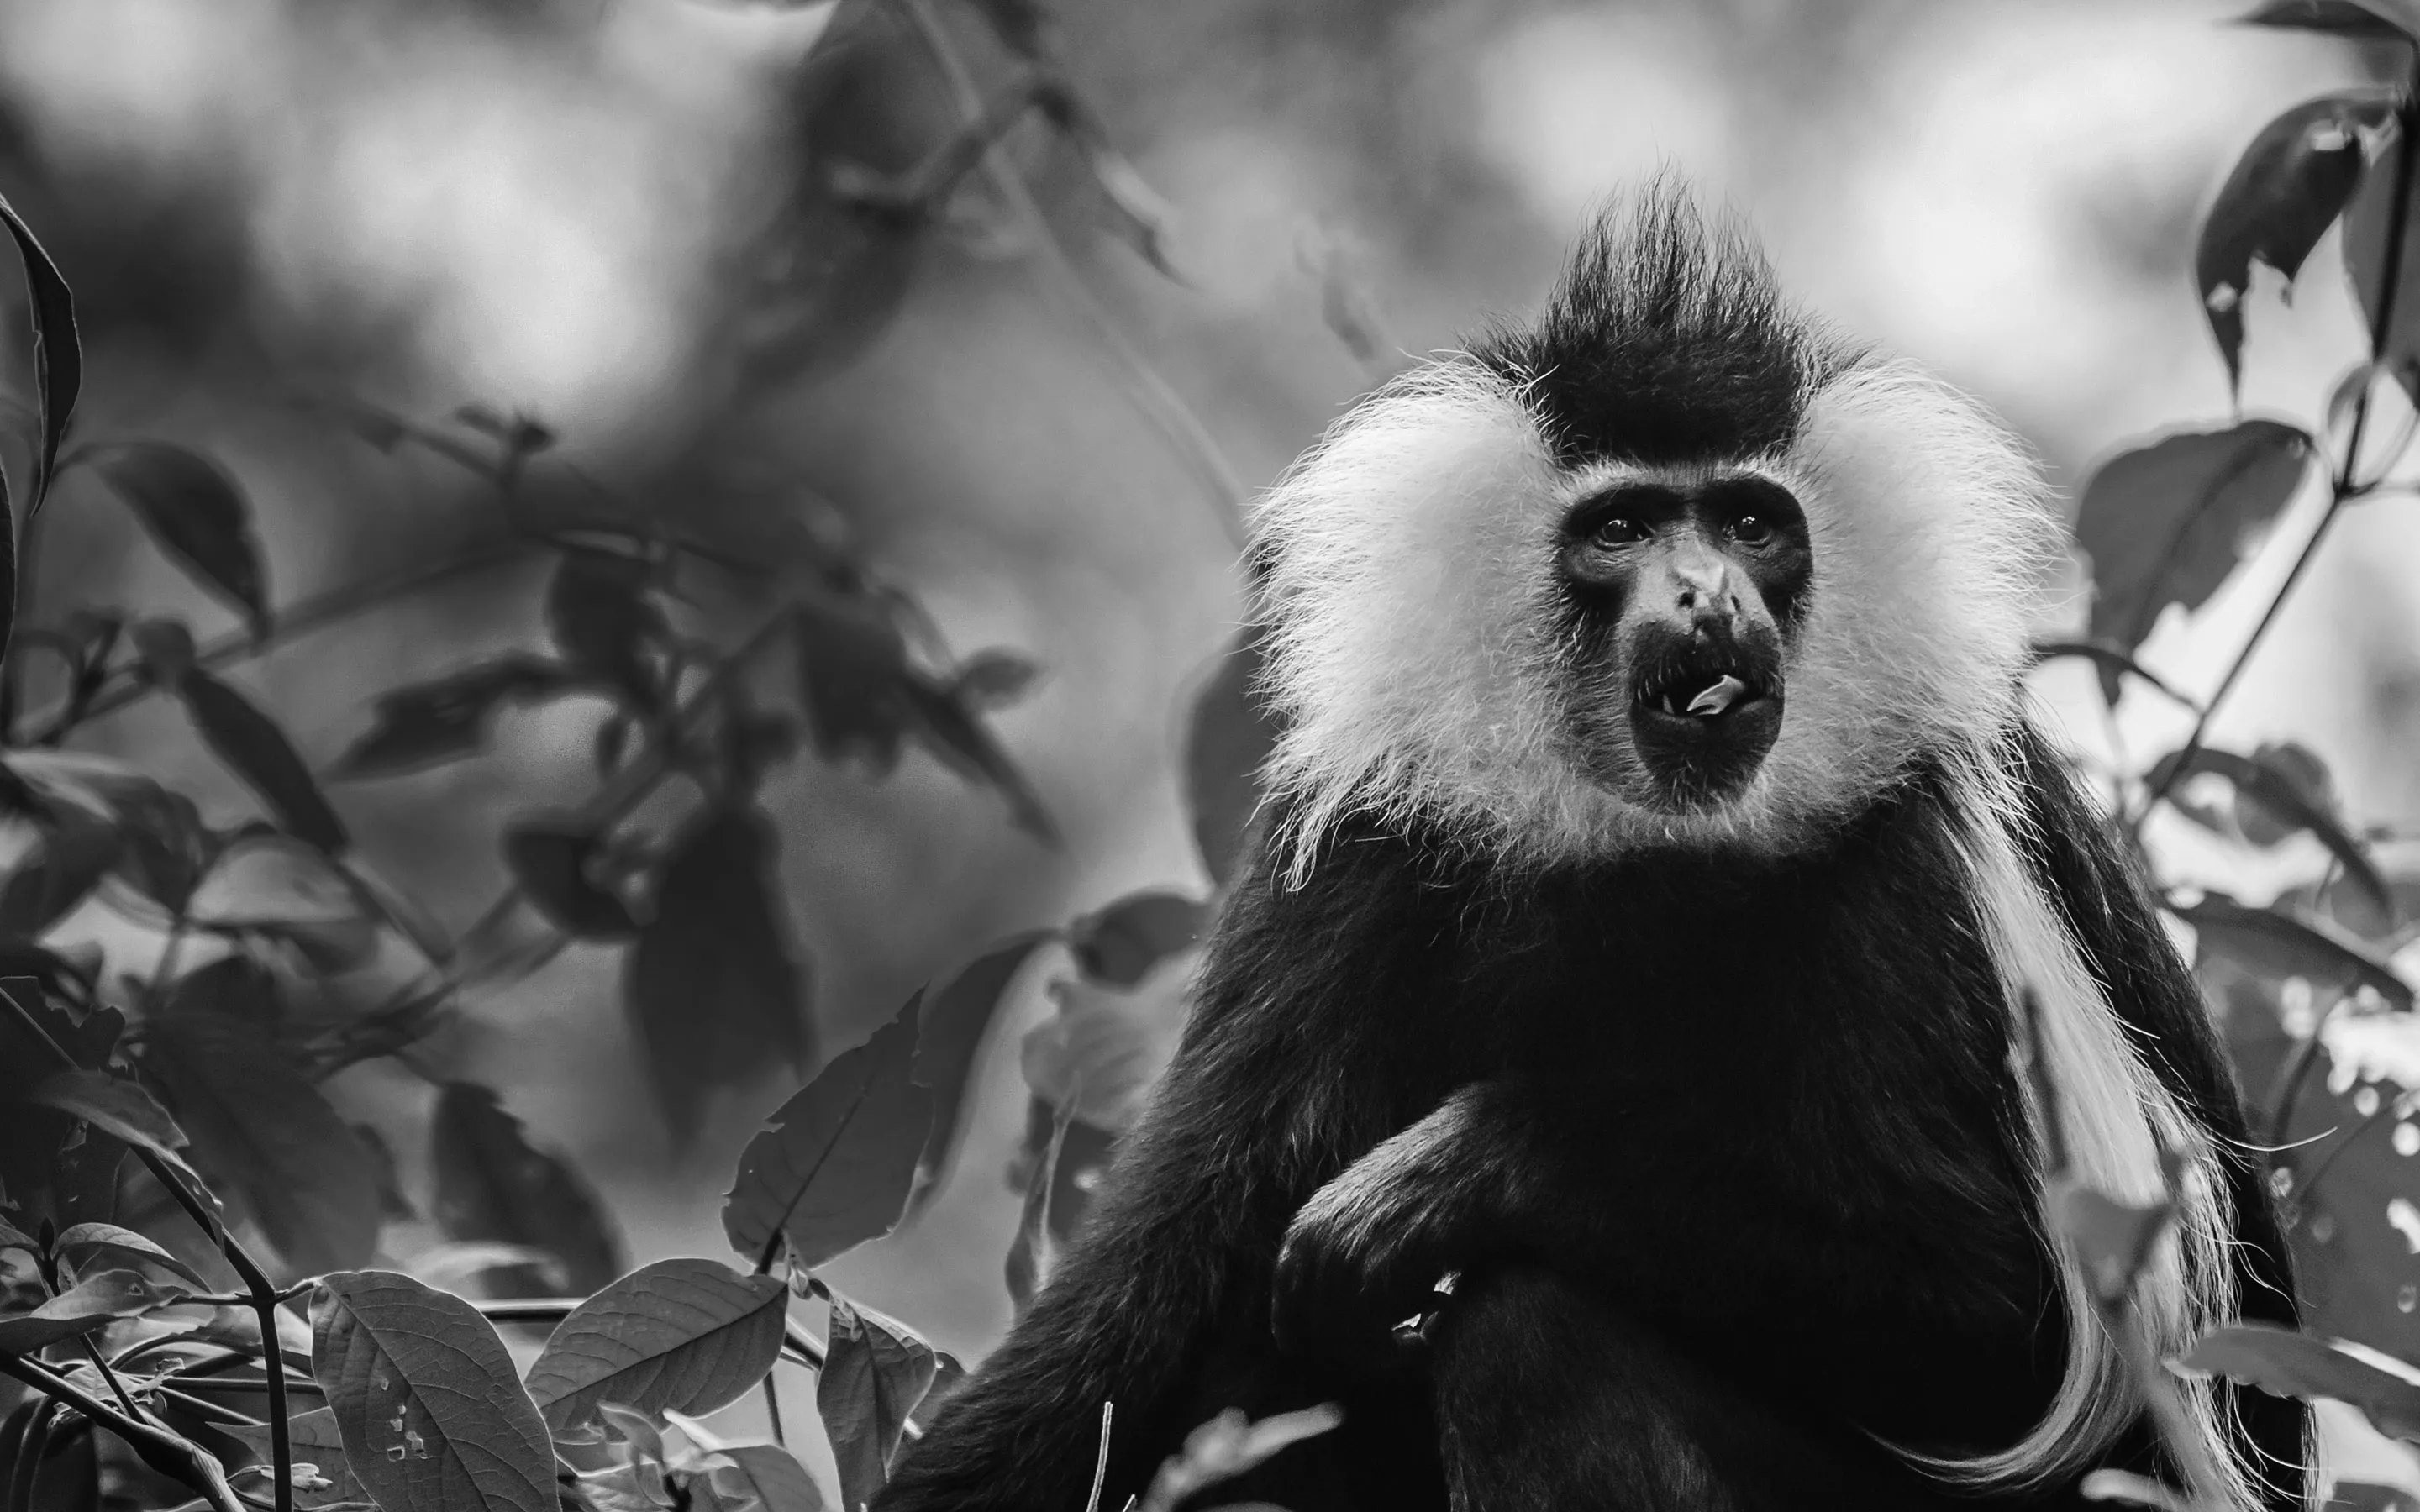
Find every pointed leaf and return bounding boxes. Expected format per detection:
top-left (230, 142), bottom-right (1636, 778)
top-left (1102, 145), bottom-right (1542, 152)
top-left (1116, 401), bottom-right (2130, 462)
top-left (2238, 0), bottom-right (2420, 37)
top-left (431, 1082), bottom-right (623, 1298)
top-left (547, 548), bottom-right (660, 706)
top-left (816, 1292), bottom-right (940, 1512)
top-left (2170, 892), bottom-right (2413, 1009)
top-left (2147, 745), bottom-right (2389, 918)
top-left (0, 796), bottom-right (118, 938)
top-left (2076, 422), bottom-right (2315, 655)
top-left (947, 650), bottom-right (1039, 711)
top-left (2197, 94), bottom-right (2391, 390)
top-left (2347, 111), bottom-right (2420, 404)
top-left (2181, 1321), bottom-right (2420, 1441)
top-left (722, 1000), bottom-right (933, 1269)
top-left (144, 995), bottom-right (381, 1275)
top-left (502, 815), bottom-right (639, 938)
top-left (161, 661), bottom-right (348, 853)
top-left (523, 1258), bottom-right (789, 1433)
top-left (907, 932), bottom-right (1052, 1215)
top-left (0, 1270), bottom-right (187, 1355)
top-left (629, 806), bottom-right (811, 1146)
top-left (26, 1068), bottom-right (195, 1171)
top-left (0, 194), bottom-right (78, 517)
top-left (697, 1443), bottom-right (828, 1512)
top-left (85, 444), bottom-right (270, 635)
top-left (1003, 1096), bottom-right (1072, 1313)
top-left (225, 1406), bottom-right (370, 1510)
top-left (331, 657), bottom-right (576, 780)
top-left (311, 1269), bottom-right (557, 1512)
top-left (1184, 626), bottom-right (1279, 887)
top-left (902, 678), bottom-right (1056, 842)
top-left (2029, 639), bottom-right (2200, 712)
top-left (792, 599), bottom-right (914, 771)
top-left (54, 1221), bottom-right (207, 1289)
top-left (1066, 891), bottom-right (1207, 987)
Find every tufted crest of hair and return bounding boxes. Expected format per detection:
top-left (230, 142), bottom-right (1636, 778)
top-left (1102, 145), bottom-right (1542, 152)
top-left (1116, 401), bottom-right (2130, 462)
top-left (1251, 196), bottom-right (2065, 877)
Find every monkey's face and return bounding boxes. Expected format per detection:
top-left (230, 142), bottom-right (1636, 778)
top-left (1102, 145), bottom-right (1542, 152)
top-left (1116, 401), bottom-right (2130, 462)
top-left (1555, 473), bottom-right (1811, 812)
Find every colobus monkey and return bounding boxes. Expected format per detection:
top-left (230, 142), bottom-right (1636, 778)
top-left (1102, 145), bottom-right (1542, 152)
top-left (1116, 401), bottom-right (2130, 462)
top-left (877, 189), bottom-right (2307, 1512)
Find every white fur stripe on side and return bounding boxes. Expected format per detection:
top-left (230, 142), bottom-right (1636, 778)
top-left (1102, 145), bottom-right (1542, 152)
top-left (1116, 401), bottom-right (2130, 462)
top-left (1905, 747), bottom-right (2256, 1510)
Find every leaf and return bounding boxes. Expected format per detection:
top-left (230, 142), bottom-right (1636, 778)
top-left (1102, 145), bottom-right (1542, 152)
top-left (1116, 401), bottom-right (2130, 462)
top-left (2238, 0), bottom-right (2420, 37)
top-left (629, 806), bottom-right (812, 1147)
top-left (1020, 973), bottom-right (1186, 1136)
top-left (226, 1406), bottom-right (371, 1509)
top-left (0, 192), bottom-right (80, 667)
top-left (0, 989), bottom-right (131, 1234)
top-left (1183, 626), bottom-right (1279, 888)
top-left (523, 1258), bottom-right (789, 1434)
top-left (1003, 1095), bottom-right (1072, 1313)
top-left (143, 993), bottom-right (381, 1275)
top-left (54, 1221), bottom-right (208, 1289)
top-left (84, 443), bottom-right (271, 635)
top-left (792, 599), bottom-right (914, 771)
top-left (1135, 1406), bottom-right (1343, 1512)
top-left (816, 1292), bottom-right (940, 1512)
top-left (547, 548), bottom-right (660, 706)
top-left (2171, 892), bottom-right (2413, 1009)
top-left (159, 659), bottom-right (349, 853)
top-left (187, 832), bottom-right (363, 929)
top-left (906, 932), bottom-right (1053, 1215)
top-left (0, 1269), bottom-right (187, 1354)
top-left (902, 678), bottom-right (1057, 843)
top-left (311, 1269), bottom-right (558, 1512)
top-left (2197, 93), bottom-right (2391, 391)
top-left (331, 657), bottom-right (576, 780)
top-left (947, 650), bottom-right (1040, 711)
top-left (9, 751), bottom-right (209, 912)
top-left (0, 1399), bottom-right (98, 1512)
top-left (696, 1443), bottom-right (828, 1512)
top-left (2075, 422), bottom-right (2315, 656)
top-left (1066, 891), bottom-right (1207, 988)
top-left (430, 1082), bottom-right (623, 1299)
top-left (0, 795), bottom-right (118, 938)
top-left (722, 998), bottom-right (933, 1270)
top-left (501, 815), bottom-right (639, 938)
top-left (2145, 746), bottom-right (2389, 919)
top-left (26, 1068), bottom-right (201, 1186)
top-left (2181, 1321), bottom-right (2420, 1440)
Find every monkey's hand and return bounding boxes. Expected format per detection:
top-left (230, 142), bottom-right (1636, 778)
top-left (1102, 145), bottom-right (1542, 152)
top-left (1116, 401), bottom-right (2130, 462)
top-left (1270, 1086), bottom-right (1510, 1371)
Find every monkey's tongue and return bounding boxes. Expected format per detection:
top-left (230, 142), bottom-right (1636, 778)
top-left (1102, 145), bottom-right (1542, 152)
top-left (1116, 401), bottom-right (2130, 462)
top-left (1686, 675), bottom-right (1749, 717)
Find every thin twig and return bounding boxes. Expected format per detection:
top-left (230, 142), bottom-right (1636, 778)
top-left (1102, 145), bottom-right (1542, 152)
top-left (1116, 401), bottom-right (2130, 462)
top-left (891, 0), bottom-right (1247, 549)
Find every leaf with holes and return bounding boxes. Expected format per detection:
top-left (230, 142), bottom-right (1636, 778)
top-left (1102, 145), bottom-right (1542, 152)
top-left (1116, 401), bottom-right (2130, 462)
top-left (0, 1270), bottom-right (187, 1355)
top-left (1067, 891), bottom-right (1207, 987)
top-left (723, 998), bottom-right (932, 1269)
top-left (311, 1270), bottom-right (556, 1512)
top-left (331, 656), bottom-right (576, 780)
top-left (523, 1258), bottom-right (788, 1434)
top-left (144, 991), bottom-right (381, 1275)
top-left (1184, 626), bottom-right (1279, 888)
top-left (906, 932), bottom-right (1053, 1215)
top-left (2198, 93), bottom-right (2392, 391)
top-left (2075, 422), bottom-right (2313, 656)
top-left (2239, 0), bottom-right (2420, 38)
top-left (84, 443), bottom-right (271, 636)
top-left (54, 1221), bottom-right (207, 1289)
top-left (431, 1082), bottom-right (623, 1299)
top-left (2172, 892), bottom-right (2413, 1010)
top-left (629, 806), bottom-right (811, 1146)
top-left (502, 814), bottom-right (639, 938)
top-left (2181, 1322), bottom-right (2420, 1440)
top-left (818, 1292), bottom-right (941, 1512)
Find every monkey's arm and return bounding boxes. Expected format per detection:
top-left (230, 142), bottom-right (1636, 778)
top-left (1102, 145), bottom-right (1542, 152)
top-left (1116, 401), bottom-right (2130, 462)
top-left (1270, 1080), bottom-right (1549, 1368)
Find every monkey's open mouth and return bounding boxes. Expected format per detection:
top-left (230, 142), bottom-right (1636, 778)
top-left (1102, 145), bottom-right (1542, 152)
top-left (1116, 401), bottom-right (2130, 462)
top-left (1634, 661), bottom-right (1774, 722)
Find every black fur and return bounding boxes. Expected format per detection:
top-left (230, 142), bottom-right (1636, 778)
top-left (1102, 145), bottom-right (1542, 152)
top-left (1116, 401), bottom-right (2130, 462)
top-left (878, 738), bottom-right (2304, 1512)
top-left (1471, 186), bottom-right (1859, 469)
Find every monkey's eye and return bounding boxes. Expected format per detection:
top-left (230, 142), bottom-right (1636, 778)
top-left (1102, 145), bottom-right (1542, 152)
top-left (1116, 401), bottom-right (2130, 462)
top-left (1591, 516), bottom-right (1648, 546)
top-left (1727, 514), bottom-right (1773, 546)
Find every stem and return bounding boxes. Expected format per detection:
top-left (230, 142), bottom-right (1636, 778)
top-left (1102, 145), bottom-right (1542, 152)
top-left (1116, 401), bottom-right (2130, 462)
top-left (7, 1398), bottom-right (55, 1512)
top-left (761, 1368), bottom-right (787, 1449)
top-left (0, 981), bottom-right (293, 1512)
top-left (0, 1355), bottom-right (245, 1512)
top-left (2138, 81), bottom-right (2420, 825)
top-left (892, 0), bottom-right (1247, 549)
top-left (22, 533), bottom-right (534, 743)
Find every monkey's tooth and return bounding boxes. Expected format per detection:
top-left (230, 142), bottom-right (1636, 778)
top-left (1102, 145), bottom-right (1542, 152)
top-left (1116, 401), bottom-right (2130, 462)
top-left (1687, 675), bottom-right (1748, 717)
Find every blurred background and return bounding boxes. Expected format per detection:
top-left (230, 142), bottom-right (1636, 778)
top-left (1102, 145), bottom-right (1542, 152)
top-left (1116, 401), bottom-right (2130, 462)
top-left (4, 0), bottom-right (2418, 1491)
